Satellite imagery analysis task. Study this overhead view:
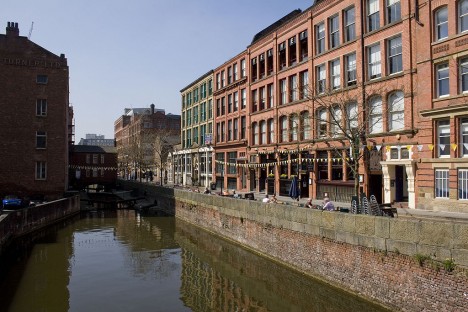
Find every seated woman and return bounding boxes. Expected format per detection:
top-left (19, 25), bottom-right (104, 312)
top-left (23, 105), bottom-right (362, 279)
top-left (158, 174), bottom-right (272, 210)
top-left (270, 194), bottom-right (278, 203)
top-left (323, 197), bottom-right (335, 211)
top-left (306, 198), bottom-right (313, 208)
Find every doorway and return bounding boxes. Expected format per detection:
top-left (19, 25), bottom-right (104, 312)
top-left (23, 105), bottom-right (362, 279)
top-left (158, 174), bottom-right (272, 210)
top-left (369, 174), bottom-right (383, 204)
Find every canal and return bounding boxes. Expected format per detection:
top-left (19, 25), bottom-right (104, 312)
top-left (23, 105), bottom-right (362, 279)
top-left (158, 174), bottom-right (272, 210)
top-left (0, 210), bottom-right (390, 312)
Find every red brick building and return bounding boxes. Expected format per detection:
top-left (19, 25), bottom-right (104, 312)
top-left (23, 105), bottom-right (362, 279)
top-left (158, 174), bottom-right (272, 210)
top-left (0, 22), bottom-right (71, 200)
top-left (69, 145), bottom-right (117, 190)
top-left (178, 0), bottom-right (468, 211)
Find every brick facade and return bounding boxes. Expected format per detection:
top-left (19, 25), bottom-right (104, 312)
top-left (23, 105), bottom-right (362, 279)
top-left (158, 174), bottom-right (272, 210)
top-left (0, 22), bottom-right (70, 200)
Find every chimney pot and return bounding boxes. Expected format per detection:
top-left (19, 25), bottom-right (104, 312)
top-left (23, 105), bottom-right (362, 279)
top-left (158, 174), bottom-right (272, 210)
top-left (6, 21), bottom-right (19, 37)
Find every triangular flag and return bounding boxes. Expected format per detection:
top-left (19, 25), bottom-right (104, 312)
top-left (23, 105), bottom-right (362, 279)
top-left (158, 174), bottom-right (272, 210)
top-left (367, 144), bottom-right (373, 151)
top-left (428, 144), bottom-right (434, 151)
top-left (440, 144), bottom-right (446, 151)
top-left (417, 145), bottom-right (423, 152)
top-left (406, 145), bottom-right (412, 151)
top-left (386, 146), bottom-right (391, 151)
top-left (451, 143), bottom-right (457, 151)
top-left (376, 145), bottom-right (382, 151)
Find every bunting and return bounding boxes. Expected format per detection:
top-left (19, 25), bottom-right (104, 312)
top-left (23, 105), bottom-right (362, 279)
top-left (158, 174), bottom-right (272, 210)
top-left (69, 165), bottom-right (118, 171)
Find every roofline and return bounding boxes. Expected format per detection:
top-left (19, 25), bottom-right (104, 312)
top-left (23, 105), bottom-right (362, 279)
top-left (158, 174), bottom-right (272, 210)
top-left (180, 70), bottom-right (214, 92)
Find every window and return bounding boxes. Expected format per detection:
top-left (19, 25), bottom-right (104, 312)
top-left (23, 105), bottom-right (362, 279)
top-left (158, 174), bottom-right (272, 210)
top-left (221, 70), bottom-right (225, 87)
top-left (435, 169), bottom-right (449, 198)
top-left (280, 116), bottom-right (288, 142)
top-left (460, 0), bottom-right (468, 33)
top-left (241, 59), bottom-right (246, 78)
top-left (36, 75), bottom-right (48, 84)
top-left (241, 89), bottom-right (246, 109)
top-left (259, 53), bottom-right (265, 78)
top-left (346, 53), bottom-right (357, 86)
top-left (368, 0), bottom-right (380, 32)
top-left (36, 99), bottom-right (47, 116)
top-left (280, 79), bottom-right (287, 105)
top-left (344, 6), bottom-right (356, 42)
top-left (290, 75), bottom-right (298, 101)
top-left (241, 116), bottom-right (246, 139)
top-left (459, 169), bottom-right (468, 199)
top-left (388, 36), bottom-right (402, 74)
top-left (233, 118), bottom-right (238, 140)
top-left (93, 154), bottom-right (98, 164)
top-left (346, 102), bottom-right (358, 132)
top-left (260, 120), bottom-right (267, 144)
top-left (330, 59), bottom-right (341, 90)
top-left (368, 44), bottom-right (381, 79)
top-left (267, 84), bottom-right (274, 108)
top-left (268, 118), bottom-right (275, 143)
top-left (234, 91), bottom-right (239, 111)
top-left (35, 161), bottom-right (46, 180)
top-left (221, 97), bottom-right (225, 115)
top-left (228, 94), bottom-right (233, 113)
top-left (299, 30), bottom-right (308, 61)
top-left (216, 73), bottom-right (220, 90)
top-left (267, 49), bottom-right (274, 74)
top-left (101, 154), bottom-right (105, 164)
top-left (208, 100), bottom-right (213, 118)
top-left (316, 23), bottom-right (325, 54)
top-left (300, 71), bottom-right (309, 98)
top-left (227, 66), bottom-right (232, 84)
top-left (329, 15), bottom-right (340, 49)
top-left (260, 87), bottom-right (266, 110)
top-left (251, 89), bottom-right (258, 112)
top-left (278, 42), bottom-right (286, 69)
top-left (251, 58), bottom-right (257, 81)
top-left (302, 111), bottom-right (310, 140)
top-left (208, 80), bottom-right (213, 95)
top-left (291, 114), bottom-right (299, 141)
top-left (233, 63), bottom-right (238, 81)
top-left (387, 0), bottom-right (401, 24)
top-left (316, 64), bottom-right (326, 94)
top-left (331, 106), bottom-right (342, 136)
top-left (228, 120), bottom-right (233, 141)
top-left (461, 118), bottom-right (468, 157)
top-left (36, 131), bottom-right (47, 148)
top-left (437, 119), bottom-right (450, 157)
top-left (288, 36), bottom-right (297, 66)
top-left (460, 58), bottom-right (468, 93)
top-left (388, 91), bottom-right (405, 131)
top-left (435, 6), bottom-right (448, 41)
top-left (437, 63), bottom-right (449, 97)
top-left (317, 109), bottom-right (327, 137)
top-left (252, 122), bottom-right (259, 145)
top-left (369, 97), bottom-right (383, 133)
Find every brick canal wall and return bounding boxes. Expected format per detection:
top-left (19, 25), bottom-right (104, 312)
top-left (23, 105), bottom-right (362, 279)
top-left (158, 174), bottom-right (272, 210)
top-left (123, 182), bottom-right (468, 311)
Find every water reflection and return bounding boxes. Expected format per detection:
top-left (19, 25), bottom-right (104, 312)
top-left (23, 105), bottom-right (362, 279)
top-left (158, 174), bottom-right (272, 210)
top-left (0, 210), bottom-right (389, 312)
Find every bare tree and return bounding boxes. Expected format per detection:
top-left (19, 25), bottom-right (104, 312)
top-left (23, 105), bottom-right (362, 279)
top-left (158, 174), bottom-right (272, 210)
top-left (305, 80), bottom-right (406, 207)
top-left (145, 130), bottom-right (177, 185)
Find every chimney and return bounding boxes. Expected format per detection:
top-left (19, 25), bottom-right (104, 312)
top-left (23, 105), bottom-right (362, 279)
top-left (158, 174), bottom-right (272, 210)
top-left (6, 22), bottom-right (19, 37)
top-left (150, 103), bottom-right (155, 114)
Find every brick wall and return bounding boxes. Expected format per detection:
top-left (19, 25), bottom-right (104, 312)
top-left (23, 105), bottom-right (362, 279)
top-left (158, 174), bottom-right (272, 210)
top-left (122, 182), bottom-right (468, 311)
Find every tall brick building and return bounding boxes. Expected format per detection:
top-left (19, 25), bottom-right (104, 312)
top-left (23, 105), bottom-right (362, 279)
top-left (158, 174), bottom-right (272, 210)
top-left (177, 0), bottom-right (468, 212)
top-left (0, 22), bottom-right (71, 200)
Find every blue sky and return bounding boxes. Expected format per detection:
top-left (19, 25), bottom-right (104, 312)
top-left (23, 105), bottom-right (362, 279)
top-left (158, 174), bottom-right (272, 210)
top-left (2, 0), bottom-right (313, 141)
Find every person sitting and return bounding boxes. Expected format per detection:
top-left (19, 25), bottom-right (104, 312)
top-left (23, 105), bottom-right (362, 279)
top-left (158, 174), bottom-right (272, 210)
top-left (306, 198), bottom-right (313, 208)
top-left (262, 194), bottom-right (270, 203)
top-left (270, 194), bottom-right (278, 203)
top-left (203, 187), bottom-right (210, 194)
top-left (323, 197), bottom-right (335, 211)
top-left (233, 191), bottom-right (240, 198)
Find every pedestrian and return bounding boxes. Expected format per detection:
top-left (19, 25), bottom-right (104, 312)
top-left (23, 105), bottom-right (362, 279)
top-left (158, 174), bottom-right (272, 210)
top-left (306, 198), bottom-right (313, 208)
top-left (323, 197), bottom-right (335, 211)
top-left (262, 194), bottom-right (270, 203)
top-left (270, 194), bottom-right (278, 203)
top-left (233, 190), bottom-right (240, 198)
top-left (204, 187), bottom-right (210, 194)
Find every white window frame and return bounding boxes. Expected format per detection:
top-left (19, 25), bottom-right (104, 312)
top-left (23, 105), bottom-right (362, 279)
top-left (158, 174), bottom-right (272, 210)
top-left (460, 118), bottom-right (468, 157)
top-left (460, 0), bottom-right (468, 33)
top-left (290, 75), bottom-right (298, 101)
top-left (302, 111), bottom-right (310, 140)
top-left (316, 64), bottom-right (326, 94)
top-left (437, 63), bottom-right (449, 98)
top-left (36, 131), bottom-right (47, 149)
top-left (459, 169), bottom-right (468, 199)
top-left (435, 6), bottom-right (448, 41)
top-left (369, 97), bottom-right (383, 134)
top-left (344, 6), bottom-right (356, 42)
top-left (331, 59), bottom-right (341, 90)
top-left (317, 109), bottom-right (327, 137)
top-left (280, 79), bottom-right (287, 104)
top-left (316, 22), bottom-right (325, 54)
top-left (268, 118), bottom-right (274, 143)
top-left (460, 58), bottom-right (468, 93)
top-left (368, 0), bottom-right (380, 32)
top-left (368, 44), bottom-right (381, 79)
top-left (347, 102), bottom-right (358, 132)
top-left (435, 169), bottom-right (449, 198)
top-left (301, 71), bottom-right (309, 99)
top-left (388, 35), bottom-right (402, 75)
top-left (280, 116), bottom-right (288, 142)
top-left (386, 0), bottom-right (401, 24)
top-left (36, 99), bottom-right (47, 116)
top-left (329, 15), bottom-right (340, 49)
top-left (346, 53), bottom-right (357, 86)
top-left (35, 161), bottom-right (47, 180)
top-left (437, 119), bottom-right (450, 158)
top-left (388, 91), bottom-right (405, 131)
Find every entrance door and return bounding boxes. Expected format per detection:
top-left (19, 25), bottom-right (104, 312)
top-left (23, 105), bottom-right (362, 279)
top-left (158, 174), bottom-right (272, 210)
top-left (259, 168), bottom-right (266, 192)
top-left (395, 166), bottom-right (404, 202)
top-left (250, 170), bottom-right (256, 191)
top-left (369, 174), bottom-right (383, 204)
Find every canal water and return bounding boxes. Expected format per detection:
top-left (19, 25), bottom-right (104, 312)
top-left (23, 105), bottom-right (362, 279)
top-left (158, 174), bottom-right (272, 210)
top-left (0, 210), bottom-right (390, 312)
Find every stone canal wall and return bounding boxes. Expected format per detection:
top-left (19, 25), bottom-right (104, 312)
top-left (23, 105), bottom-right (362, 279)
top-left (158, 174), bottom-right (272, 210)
top-left (0, 195), bottom-right (80, 254)
top-left (124, 182), bottom-right (468, 311)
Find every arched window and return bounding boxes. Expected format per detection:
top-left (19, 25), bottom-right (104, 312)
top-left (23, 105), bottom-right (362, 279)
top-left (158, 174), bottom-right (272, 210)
top-left (435, 6), bottom-right (448, 41)
top-left (388, 91), bottom-right (404, 131)
top-left (268, 118), bottom-right (275, 143)
top-left (260, 120), bottom-right (267, 144)
top-left (301, 111), bottom-right (310, 140)
top-left (369, 96), bottom-right (383, 133)
top-left (280, 116), bottom-right (288, 142)
top-left (252, 122), bottom-right (259, 145)
top-left (317, 109), bottom-right (327, 137)
top-left (290, 114), bottom-right (299, 141)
